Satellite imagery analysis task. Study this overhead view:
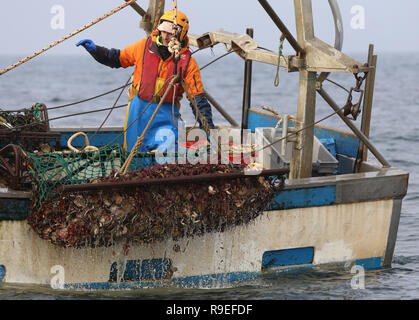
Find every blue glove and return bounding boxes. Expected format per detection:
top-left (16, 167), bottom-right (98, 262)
top-left (76, 39), bottom-right (97, 53)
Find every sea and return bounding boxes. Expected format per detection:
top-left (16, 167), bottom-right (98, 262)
top-left (0, 49), bottom-right (418, 301)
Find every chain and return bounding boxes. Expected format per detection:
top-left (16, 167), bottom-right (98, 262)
top-left (354, 72), bottom-right (368, 91)
top-left (342, 72), bottom-right (368, 120)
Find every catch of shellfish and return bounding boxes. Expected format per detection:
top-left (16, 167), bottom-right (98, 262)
top-left (28, 163), bottom-right (283, 248)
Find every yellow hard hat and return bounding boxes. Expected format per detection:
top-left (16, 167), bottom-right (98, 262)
top-left (159, 9), bottom-right (189, 41)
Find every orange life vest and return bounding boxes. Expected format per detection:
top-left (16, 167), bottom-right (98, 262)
top-left (138, 37), bottom-right (192, 103)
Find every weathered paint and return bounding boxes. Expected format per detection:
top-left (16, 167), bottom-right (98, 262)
top-left (65, 256), bottom-right (383, 289)
top-left (109, 258), bottom-right (172, 282)
top-left (0, 265), bottom-right (5, 282)
top-left (0, 198), bottom-right (30, 221)
top-left (383, 198), bottom-right (403, 268)
top-left (355, 257), bottom-right (383, 270)
top-left (262, 247), bottom-right (314, 269)
top-left (267, 185), bottom-right (336, 210)
top-left (0, 198), bottom-right (394, 287)
top-left (0, 124), bottom-right (408, 288)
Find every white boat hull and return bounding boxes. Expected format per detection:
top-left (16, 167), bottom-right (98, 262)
top-left (0, 183), bottom-right (403, 289)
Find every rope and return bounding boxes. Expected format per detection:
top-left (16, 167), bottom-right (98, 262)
top-left (0, 0), bottom-right (137, 76)
top-left (100, 76), bottom-right (178, 149)
top-left (167, 0), bottom-right (181, 61)
top-left (3, 39), bottom-right (243, 152)
top-left (325, 78), bottom-right (351, 94)
top-left (274, 34), bottom-right (286, 87)
top-left (3, 104), bottom-right (128, 133)
top-left (171, 83), bottom-right (180, 130)
top-left (67, 132), bottom-right (98, 153)
top-left (2, 83), bottom-right (133, 113)
top-left (86, 46), bottom-right (234, 148)
top-left (119, 75), bottom-right (179, 175)
top-left (173, 0), bottom-right (178, 33)
top-left (168, 38), bottom-right (182, 60)
top-left (49, 104), bottom-right (127, 121)
top-left (89, 73), bottom-right (133, 143)
top-left (199, 49), bottom-right (237, 71)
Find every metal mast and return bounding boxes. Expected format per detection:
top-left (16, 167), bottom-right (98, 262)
top-left (290, 0), bottom-right (317, 179)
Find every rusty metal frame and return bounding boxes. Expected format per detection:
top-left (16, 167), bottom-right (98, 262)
top-left (59, 168), bottom-right (290, 193)
top-left (0, 145), bottom-right (26, 190)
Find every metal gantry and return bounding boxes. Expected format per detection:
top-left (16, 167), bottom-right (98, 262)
top-left (134, 0), bottom-right (388, 179)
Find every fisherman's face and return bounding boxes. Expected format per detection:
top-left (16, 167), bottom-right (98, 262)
top-left (160, 31), bottom-right (174, 47)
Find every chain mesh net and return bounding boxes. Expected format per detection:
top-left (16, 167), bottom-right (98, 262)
top-left (28, 163), bottom-right (282, 248)
top-left (27, 145), bottom-right (284, 248)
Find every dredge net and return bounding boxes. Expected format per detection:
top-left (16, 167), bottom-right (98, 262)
top-left (27, 145), bottom-right (154, 209)
top-left (27, 146), bottom-right (284, 248)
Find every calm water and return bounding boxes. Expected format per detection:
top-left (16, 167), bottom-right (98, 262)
top-left (0, 50), bottom-right (418, 300)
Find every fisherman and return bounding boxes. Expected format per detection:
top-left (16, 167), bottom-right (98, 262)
top-left (76, 10), bottom-right (215, 152)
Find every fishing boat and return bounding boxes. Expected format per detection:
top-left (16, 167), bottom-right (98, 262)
top-left (0, 0), bottom-right (409, 289)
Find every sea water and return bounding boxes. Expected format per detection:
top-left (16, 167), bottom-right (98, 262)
top-left (0, 50), bottom-right (418, 300)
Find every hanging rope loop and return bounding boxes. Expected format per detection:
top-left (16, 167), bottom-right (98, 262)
top-left (168, 38), bottom-right (182, 60)
top-left (274, 34), bottom-right (286, 87)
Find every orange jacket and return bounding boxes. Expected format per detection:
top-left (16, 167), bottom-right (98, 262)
top-left (119, 30), bottom-right (204, 105)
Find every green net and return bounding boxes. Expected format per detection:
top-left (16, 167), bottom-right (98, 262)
top-left (28, 163), bottom-right (281, 248)
top-left (27, 144), bottom-right (156, 209)
top-left (26, 144), bottom-right (285, 248)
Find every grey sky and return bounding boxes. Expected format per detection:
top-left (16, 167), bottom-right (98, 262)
top-left (1, 0), bottom-right (418, 56)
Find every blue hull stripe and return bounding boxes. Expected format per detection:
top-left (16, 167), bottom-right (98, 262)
top-left (355, 257), bottom-right (383, 270)
top-left (0, 265), bottom-right (5, 282)
top-left (267, 186), bottom-right (336, 210)
top-left (262, 247), bottom-right (314, 269)
top-left (0, 199), bottom-right (30, 221)
top-left (63, 256), bottom-right (383, 290)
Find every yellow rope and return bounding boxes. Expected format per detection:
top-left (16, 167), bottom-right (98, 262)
top-left (0, 0), bottom-right (137, 76)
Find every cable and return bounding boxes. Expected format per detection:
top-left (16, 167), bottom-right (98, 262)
top-left (89, 74), bottom-right (133, 142)
top-left (1, 83), bottom-right (133, 113)
top-left (324, 78), bottom-right (351, 94)
top-left (199, 49), bottom-right (237, 71)
top-left (256, 101), bottom-right (348, 153)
